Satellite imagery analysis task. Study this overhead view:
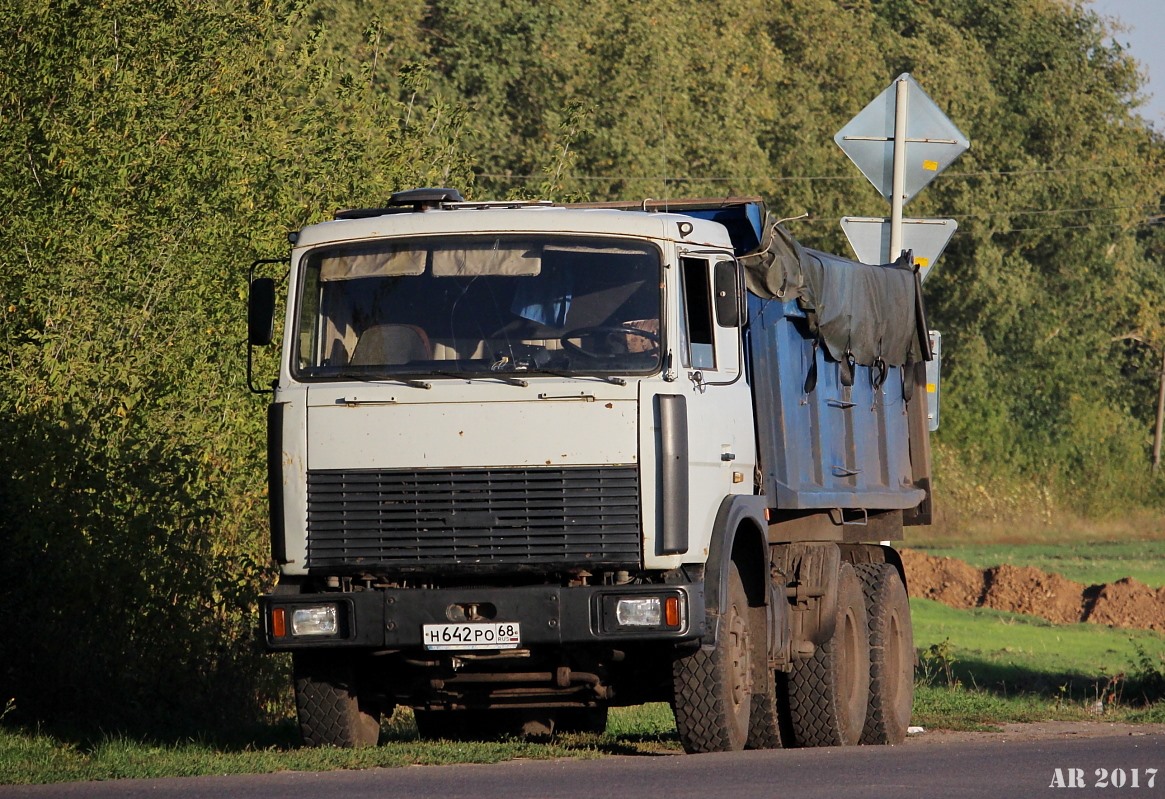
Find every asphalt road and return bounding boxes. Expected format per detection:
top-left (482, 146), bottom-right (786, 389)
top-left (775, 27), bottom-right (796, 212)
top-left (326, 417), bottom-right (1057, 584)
top-left (4, 726), bottom-right (1164, 799)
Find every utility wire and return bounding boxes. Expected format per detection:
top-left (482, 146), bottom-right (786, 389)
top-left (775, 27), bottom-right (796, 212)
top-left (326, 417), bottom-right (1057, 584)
top-left (795, 214), bottom-right (1162, 233)
top-left (959, 202), bottom-right (1164, 219)
top-left (474, 170), bottom-right (1165, 235)
top-left (800, 202), bottom-right (1164, 222)
top-left (476, 162), bottom-right (1162, 184)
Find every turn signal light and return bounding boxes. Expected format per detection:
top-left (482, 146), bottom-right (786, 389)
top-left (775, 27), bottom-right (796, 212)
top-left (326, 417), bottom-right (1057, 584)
top-left (271, 607), bottom-right (287, 638)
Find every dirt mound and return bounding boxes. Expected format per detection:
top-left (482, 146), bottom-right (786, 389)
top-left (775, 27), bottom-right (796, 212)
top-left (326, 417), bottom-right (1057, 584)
top-left (900, 549), bottom-right (1165, 632)
top-left (1087, 578), bottom-right (1165, 631)
top-left (901, 549), bottom-right (984, 608)
top-left (981, 563), bottom-right (1084, 625)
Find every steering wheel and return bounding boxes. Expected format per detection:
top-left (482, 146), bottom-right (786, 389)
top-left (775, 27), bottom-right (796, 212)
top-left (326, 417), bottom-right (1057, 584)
top-left (560, 325), bottom-right (660, 358)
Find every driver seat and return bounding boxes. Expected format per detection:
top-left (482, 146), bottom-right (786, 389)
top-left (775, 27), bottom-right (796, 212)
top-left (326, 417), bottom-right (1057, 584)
top-left (350, 324), bottom-right (432, 365)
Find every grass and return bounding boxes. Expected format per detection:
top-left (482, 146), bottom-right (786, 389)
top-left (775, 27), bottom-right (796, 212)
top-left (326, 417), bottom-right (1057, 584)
top-left (911, 597), bottom-right (1165, 678)
top-left (0, 705), bottom-right (682, 785)
top-left (906, 540), bottom-right (1165, 588)
top-left (909, 597), bottom-right (1165, 729)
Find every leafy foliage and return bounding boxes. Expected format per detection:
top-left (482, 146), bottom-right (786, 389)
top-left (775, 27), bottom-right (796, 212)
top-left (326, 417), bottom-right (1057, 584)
top-left (0, 0), bottom-right (471, 737)
top-left (0, 0), bottom-right (1163, 739)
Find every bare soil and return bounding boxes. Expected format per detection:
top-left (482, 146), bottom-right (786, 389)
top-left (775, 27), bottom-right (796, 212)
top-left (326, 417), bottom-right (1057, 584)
top-left (901, 549), bottom-right (1165, 632)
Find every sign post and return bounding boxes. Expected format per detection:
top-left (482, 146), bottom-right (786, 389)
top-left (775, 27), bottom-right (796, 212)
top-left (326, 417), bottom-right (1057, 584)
top-left (835, 73), bottom-right (969, 277)
top-left (890, 77), bottom-right (909, 259)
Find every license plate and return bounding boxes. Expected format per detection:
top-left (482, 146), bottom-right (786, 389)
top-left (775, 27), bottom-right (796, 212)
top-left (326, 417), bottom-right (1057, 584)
top-left (422, 622), bottom-right (521, 651)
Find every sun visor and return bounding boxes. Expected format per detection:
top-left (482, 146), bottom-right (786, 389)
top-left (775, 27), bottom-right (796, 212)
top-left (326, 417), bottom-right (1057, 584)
top-left (432, 244), bottom-right (542, 276)
top-left (318, 247), bottom-right (426, 281)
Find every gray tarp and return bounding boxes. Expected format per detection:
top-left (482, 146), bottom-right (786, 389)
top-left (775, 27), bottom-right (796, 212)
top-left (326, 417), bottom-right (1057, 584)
top-left (740, 214), bottom-right (926, 367)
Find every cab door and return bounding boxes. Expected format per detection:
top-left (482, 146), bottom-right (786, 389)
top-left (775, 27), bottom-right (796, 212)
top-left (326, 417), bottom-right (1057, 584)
top-left (669, 251), bottom-right (756, 552)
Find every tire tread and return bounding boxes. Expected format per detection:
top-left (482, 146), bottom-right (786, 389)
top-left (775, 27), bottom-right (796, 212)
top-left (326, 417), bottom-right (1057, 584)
top-left (672, 562), bottom-right (752, 753)
top-left (293, 654), bottom-right (381, 748)
top-left (854, 562), bottom-right (914, 745)
top-left (784, 562), bottom-right (869, 748)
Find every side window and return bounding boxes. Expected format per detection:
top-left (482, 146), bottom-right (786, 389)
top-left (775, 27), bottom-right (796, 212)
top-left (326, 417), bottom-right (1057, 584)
top-left (296, 265), bottom-right (322, 369)
top-left (680, 257), bottom-right (715, 369)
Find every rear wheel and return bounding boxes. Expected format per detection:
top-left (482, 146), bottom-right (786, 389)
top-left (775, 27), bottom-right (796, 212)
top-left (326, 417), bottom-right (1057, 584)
top-left (855, 562), bottom-right (914, 745)
top-left (785, 563), bottom-right (870, 747)
top-left (293, 653), bottom-right (381, 748)
top-left (672, 561), bottom-right (752, 753)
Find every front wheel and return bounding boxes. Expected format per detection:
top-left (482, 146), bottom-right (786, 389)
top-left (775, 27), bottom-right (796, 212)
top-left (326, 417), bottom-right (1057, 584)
top-left (672, 561), bottom-right (752, 753)
top-left (293, 653), bottom-right (381, 748)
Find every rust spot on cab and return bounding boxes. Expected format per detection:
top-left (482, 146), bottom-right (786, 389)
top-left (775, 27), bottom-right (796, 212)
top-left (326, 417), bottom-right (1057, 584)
top-left (605, 403), bottom-right (613, 409)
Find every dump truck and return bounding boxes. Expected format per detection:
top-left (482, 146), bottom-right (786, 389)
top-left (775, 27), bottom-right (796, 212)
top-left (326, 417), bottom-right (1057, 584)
top-left (248, 188), bottom-right (933, 753)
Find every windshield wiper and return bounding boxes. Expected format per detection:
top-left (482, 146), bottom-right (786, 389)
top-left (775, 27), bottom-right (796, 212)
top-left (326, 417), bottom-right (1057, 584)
top-left (328, 370), bottom-right (432, 389)
top-left (428, 370), bottom-right (529, 387)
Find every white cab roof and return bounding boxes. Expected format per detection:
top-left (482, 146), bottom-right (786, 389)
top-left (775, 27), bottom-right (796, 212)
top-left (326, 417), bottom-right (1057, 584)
top-left (294, 206), bottom-right (735, 250)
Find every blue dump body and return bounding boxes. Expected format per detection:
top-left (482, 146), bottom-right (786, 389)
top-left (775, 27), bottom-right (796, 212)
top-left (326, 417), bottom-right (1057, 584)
top-left (746, 296), bottom-right (923, 510)
top-left (676, 200), bottom-right (928, 514)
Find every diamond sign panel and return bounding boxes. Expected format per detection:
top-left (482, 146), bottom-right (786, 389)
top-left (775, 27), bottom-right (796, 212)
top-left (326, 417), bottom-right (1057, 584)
top-left (834, 74), bottom-right (969, 204)
top-left (840, 216), bottom-right (958, 282)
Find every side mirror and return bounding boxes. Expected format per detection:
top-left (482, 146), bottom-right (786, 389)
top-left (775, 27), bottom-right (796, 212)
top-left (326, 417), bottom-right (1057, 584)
top-left (248, 277), bottom-right (276, 346)
top-left (714, 260), bottom-right (741, 328)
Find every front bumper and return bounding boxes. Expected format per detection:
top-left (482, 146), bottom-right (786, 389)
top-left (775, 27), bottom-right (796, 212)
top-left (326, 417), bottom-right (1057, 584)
top-left (259, 582), bottom-right (705, 651)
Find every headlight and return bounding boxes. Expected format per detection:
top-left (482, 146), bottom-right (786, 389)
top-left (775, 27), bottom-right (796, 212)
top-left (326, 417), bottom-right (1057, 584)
top-left (290, 605), bottom-right (339, 636)
top-left (616, 597), bottom-right (662, 626)
top-left (604, 593), bottom-right (684, 631)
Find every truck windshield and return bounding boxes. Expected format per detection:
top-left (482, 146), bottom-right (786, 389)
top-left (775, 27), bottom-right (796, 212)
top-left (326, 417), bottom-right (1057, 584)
top-left (293, 235), bottom-right (663, 380)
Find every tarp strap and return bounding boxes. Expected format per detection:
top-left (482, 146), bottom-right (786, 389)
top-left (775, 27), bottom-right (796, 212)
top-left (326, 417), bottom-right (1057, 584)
top-left (803, 340), bottom-right (818, 395)
top-left (871, 357), bottom-right (888, 391)
top-left (839, 353), bottom-right (856, 388)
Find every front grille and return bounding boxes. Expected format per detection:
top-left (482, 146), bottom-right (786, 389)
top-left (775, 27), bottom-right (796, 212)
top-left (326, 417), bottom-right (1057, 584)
top-left (306, 466), bottom-right (641, 571)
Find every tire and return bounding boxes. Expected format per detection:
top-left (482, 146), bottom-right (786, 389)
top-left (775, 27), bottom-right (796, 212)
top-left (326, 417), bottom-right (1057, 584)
top-left (672, 561), bottom-right (752, 753)
top-left (293, 653), bottom-right (381, 748)
top-left (746, 602), bottom-right (782, 749)
top-left (855, 562), bottom-right (915, 745)
top-left (785, 562), bottom-right (870, 747)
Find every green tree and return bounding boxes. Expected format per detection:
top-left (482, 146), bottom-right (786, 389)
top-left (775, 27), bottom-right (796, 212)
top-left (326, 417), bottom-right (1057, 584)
top-left (0, 0), bottom-right (470, 736)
